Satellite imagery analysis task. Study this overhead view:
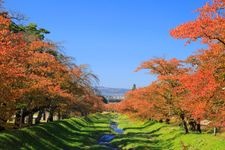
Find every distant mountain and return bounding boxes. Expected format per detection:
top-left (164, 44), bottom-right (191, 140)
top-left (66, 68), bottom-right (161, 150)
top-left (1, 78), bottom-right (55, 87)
top-left (95, 86), bottom-right (130, 96)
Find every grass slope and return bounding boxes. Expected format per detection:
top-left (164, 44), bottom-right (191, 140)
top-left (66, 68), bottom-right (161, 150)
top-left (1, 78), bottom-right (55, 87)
top-left (1, 113), bottom-right (225, 150)
top-left (0, 113), bottom-right (114, 150)
top-left (112, 115), bottom-right (225, 150)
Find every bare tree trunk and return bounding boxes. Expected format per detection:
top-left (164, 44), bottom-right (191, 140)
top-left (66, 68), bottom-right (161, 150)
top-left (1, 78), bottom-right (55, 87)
top-left (15, 109), bottom-right (25, 128)
top-left (196, 118), bottom-right (201, 133)
top-left (43, 110), bottom-right (46, 121)
top-left (35, 109), bottom-right (44, 124)
top-left (28, 112), bottom-right (34, 126)
top-left (20, 109), bottom-right (25, 127)
top-left (81, 111), bottom-right (86, 117)
top-left (47, 108), bottom-right (54, 122)
top-left (0, 118), bottom-right (6, 131)
top-left (57, 109), bottom-right (61, 120)
top-left (183, 120), bottom-right (189, 134)
top-left (0, 125), bottom-right (4, 131)
top-left (165, 118), bottom-right (170, 124)
top-left (14, 112), bottom-right (20, 128)
top-left (188, 119), bottom-right (196, 131)
top-left (180, 113), bottom-right (189, 134)
top-left (62, 113), bottom-right (68, 119)
top-left (213, 127), bottom-right (217, 136)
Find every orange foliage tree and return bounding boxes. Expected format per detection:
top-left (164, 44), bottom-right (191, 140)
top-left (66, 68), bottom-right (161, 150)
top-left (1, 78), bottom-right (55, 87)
top-left (0, 12), bottom-right (104, 129)
top-left (111, 0), bottom-right (225, 134)
top-left (0, 14), bottom-right (30, 128)
top-left (171, 0), bottom-right (225, 128)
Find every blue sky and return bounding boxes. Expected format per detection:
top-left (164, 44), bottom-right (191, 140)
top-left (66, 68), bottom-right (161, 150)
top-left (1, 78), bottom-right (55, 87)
top-left (5, 0), bottom-right (207, 89)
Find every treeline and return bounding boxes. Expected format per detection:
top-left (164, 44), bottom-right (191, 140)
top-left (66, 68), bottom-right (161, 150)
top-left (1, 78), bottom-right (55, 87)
top-left (110, 0), bottom-right (225, 134)
top-left (0, 7), bottom-right (104, 130)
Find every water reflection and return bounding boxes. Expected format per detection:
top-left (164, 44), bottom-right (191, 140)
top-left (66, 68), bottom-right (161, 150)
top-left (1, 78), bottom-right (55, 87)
top-left (98, 121), bottom-right (123, 149)
top-left (110, 122), bottom-right (124, 134)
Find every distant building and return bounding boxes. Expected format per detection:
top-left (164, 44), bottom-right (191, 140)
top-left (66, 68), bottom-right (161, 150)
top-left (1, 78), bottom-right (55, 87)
top-left (104, 95), bottom-right (125, 103)
top-left (95, 86), bottom-right (128, 103)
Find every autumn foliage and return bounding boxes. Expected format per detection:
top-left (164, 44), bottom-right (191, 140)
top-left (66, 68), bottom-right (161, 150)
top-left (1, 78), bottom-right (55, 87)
top-left (110, 0), bottom-right (225, 133)
top-left (0, 12), bottom-right (104, 129)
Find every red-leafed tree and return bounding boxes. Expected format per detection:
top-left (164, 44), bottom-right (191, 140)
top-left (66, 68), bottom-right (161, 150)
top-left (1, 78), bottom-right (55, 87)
top-left (136, 58), bottom-right (191, 132)
top-left (0, 12), bottom-right (104, 129)
top-left (171, 0), bottom-right (225, 129)
top-left (0, 14), bottom-right (30, 129)
top-left (109, 0), bottom-right (225, 134)
top-left (115, 86), bottom-right (155, 120)
top-left (110, 58), bottom-right (191, 132)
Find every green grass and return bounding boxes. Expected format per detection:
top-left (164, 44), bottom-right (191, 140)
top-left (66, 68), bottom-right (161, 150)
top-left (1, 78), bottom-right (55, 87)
top-left (1, 113), bottom-right (225, 150)
top-left (0, 113), bottom-right (115, 150)
top-left (111, 115), bottom-right (225, 150)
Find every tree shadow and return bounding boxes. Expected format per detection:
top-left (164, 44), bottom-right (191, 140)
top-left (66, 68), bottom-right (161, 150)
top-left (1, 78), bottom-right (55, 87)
top-left (122, 121), bottom-right (157, 130)
top-left (0, 113), bottom-right (114, 150)
top-left (111, 120), bottom-right (182, 150)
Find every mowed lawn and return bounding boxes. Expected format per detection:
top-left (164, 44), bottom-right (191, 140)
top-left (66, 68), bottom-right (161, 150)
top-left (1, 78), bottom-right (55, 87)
top-left (112, 115), bottom-right (225, 150)
top-left (0, 113), bottom-right (225, 150)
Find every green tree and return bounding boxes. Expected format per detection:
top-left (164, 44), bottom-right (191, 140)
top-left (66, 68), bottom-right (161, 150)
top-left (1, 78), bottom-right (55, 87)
top-left (132, 84), bottom-right (136, 90)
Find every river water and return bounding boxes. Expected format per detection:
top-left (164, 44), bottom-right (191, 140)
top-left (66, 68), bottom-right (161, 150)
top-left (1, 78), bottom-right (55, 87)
top-left (98, 121), bottom-right (123, 149)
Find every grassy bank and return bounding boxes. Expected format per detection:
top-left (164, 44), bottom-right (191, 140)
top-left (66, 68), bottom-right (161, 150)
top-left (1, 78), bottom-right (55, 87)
top-left (112, 115), bottom-right (225, 150)
top-left (1, 113), bottom-right (225, 150)
top-left (0, 113), bottom-right (114, 150)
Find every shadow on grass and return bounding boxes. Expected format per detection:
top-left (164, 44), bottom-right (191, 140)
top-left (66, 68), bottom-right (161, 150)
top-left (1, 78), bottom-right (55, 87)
top-left (111, 121), bottom-right (182, 150)
top-left (0, 113), bottom-right (114, 150)
top-left (1, 113), bottom-right (193, 150)
top-left (122, 121), bottom-right (156, 130)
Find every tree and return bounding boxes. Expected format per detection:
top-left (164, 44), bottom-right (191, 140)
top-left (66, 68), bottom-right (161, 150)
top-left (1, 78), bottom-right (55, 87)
top-left (132, 84), bottom-right (136, 90)
top-left (171, 0), bottom-right (225, 128)
top-left (0, 14), bottom-right (31, 129)
top-left (110, 0), bottom-right (225, 134)
top-left (170, 0), bottom-right (225, 46)
top-left (0, 12), bottom-right (104, 129)
top-left (111, 58), bottom-right (190, 132)
top-left (137, 58), bottom-right (191, 129)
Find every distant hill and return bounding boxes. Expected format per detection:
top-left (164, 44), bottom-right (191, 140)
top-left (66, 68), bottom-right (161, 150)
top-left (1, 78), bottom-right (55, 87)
top-left (95, 86), bottom-right (130, 96)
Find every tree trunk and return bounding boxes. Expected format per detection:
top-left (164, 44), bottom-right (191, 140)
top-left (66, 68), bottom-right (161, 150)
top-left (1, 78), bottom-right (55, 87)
top-left (35, 109), bottom-right (44, 124)
top-left (28, 112), bottom-right (34, 126)
top-left (43, 111), bottom-right (46, 121)
top-left (62, 113), bottom-right (68, 119)
top-left (57, 109), bottom-right (61, 120)
top-left (196, 123), bottom-right (201, 133)
top-left (15, 109), bottom-right (25, 128)
top-left (180, 113), bottom-right (189, 134)
top-left (165, 118), bottom-right (170, 124)
top-left (47, 108), bottom-right (54, 122)
top-left (20, 109), bottom-right (25, 127)
top-left (213, 127), bottom-right (217, 136)
top-left (0, 118), bottom-right (6, 131)
top-left (183, 120), bottom-right (189, 134)
top-left (188, 119), bottom-right (196, 131)
top-left (0, 125), bottom-right (4, 131)
top-left (196, 118), bottom-right (201, 133)
top-left (14, 111), bottom-right (20, 128)
top-left (81, 111), bottom-right (85, 117)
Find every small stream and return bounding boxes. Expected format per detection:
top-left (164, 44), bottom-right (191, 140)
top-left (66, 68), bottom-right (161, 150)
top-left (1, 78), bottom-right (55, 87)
top-left (98, 121), bottom-right (123, 149)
